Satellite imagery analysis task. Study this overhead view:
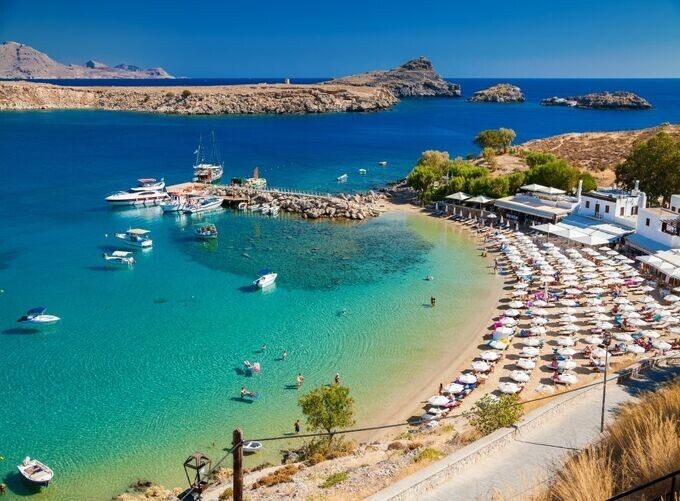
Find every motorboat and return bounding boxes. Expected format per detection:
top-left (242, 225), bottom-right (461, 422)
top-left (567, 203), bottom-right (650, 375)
top-left (268, 205), bottom-right (280, 217)
top-left (160, 193), bottom-right (188, 213)
top-left (195, 224), bottom-right (218, 239)
top-left (248, 204), bottom-right (262, 212)
top-left (378, 161), bottom-right (388, 166)
top-left (115, 228), bottom-right (153, 248)
top-left (102, 250), bottom-right (135, 266)
top-left (18, 307), bottom-right (60, 325)
top-left (253, 270), bottom-right (277, 289)
top-left (183, 197), bottom-right (223, 214)
top-left (359, 168), bottom-right (367, 175)
top-left (130, 178), bottom-right (165, 192)
top-left (337, 173), bottom-right (348, 183)
top-left (105, 190), bottom-right (170, 206)
top-left (242, 441), bottom-right (263, 454)
top-left (17, 457), bottom-right (54, 487)
top-left (237, 202), bottom-right (248, 211)
top-left (192, 132), bottom-right (224, 184)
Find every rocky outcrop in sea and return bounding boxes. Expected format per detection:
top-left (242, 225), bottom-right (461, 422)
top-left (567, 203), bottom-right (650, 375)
top-left (467, 83), bottom-right (525, 103)
top-left (325, 57), bottom-right (461, 97)
top-left (541, 91), bottom-right (652, 109)
top-left (0, 81), bottom-right (398, 115)
top-left (0, 41), bottom-right (172, 79)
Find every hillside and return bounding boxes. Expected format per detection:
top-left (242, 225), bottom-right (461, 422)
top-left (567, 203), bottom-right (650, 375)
top-left (0, 41), bottom-right (173, 79)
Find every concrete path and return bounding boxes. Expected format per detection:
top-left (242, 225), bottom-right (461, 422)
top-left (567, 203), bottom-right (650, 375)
top-left (422, 365), bottom-right (680, 501)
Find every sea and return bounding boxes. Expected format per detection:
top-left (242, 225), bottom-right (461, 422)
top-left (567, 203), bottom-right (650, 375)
top-left (0, 78), bottom-right (678, 500)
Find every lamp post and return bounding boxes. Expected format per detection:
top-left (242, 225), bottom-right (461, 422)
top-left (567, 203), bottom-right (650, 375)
top-left (600, 332), bottom-right (611, 433)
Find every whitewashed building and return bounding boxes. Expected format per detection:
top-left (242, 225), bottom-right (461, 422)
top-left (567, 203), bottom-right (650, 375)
top-left (576, 185), bottom-right (640, 229)
top-left (626, 192), bottom-right (680, 254)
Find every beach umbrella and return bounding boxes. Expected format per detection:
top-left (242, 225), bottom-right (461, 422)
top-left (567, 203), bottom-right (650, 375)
top-left (583, 273), bottom-right (599, 279)
top-left (522, 346), bottom-right (540, 357)
top-left (556, 360), bottom-right (577, 370)
top-left (626, 344), bottom-right (645, 354)
top-left (557, 336), bottom-right (576, 347)
top-left (630, 318), bottom-right (648, 327)
top-left (557, 373), bottom-right (578, 384)
top-left (618, 304), bottom-right (636, 312)
top-left (510, 370), bottom-right (530, 383)
top-left (540, 276), bottom-right (555, 283)
top-left (641, 330), bottom-right (660, 339)
top-left (589, 305), bottom-right (607, 313)
top-left (532, 317), bottom-right (548, 325)
top-left (560, 299), bottom-right (577, 307)
top-left (444, 382), bottom-right (465, 394)
top-left (458, 373), bottom-right (478, 384)
top-left (493, 327), bottom-right (514, 337)
top-left (591, 347), bottom-right (607, 358)
top-left (428, 395), bottom-right (450, 407)
top-left (512, 290), bottom-right (528, 297)
top-left (523, 337), bottom-right (543, 347)
top-left (652, 340), bottom-right (672, 351)
top-left (471, 361), bottom-right (491, 373)
top-left (557, 347), bottom-right (577, 357)
top-left (594, 321), bottom-right (614, 330)
top-left (614, 297), bottom-right (630, 304)
top-left (589, 298), bottom-right (603, 306)
top-left (589, 287), bottom-right (606, 294)
top-left (529, 326), bottom-right (547, 336)
top-left (640, 296), bottom-right (656, 304)
top-left (517, 358), bottom-right (536, 370)
top-left (480, 351), bottom-right (501, 361)
top-left (561, 324), bottom-right (579, 333)
top-left (560, 314), bottom-right (577, 323)
top-left (584, 335), bottom-right (603, 345)
top-left (489, 339), bottom-right (508, 350)
top-left (420, 412), bottom-right (438, 422)
top-left (669, 327), bottom-right (680, 335)
top-left (563, 281), bottom-right (580, 288)
top-left (664, 294), bottom-right (680, 303)
top-left (531, 308), bottom-right (549, 316)
top-left (593, 313), bottom-right (613, 321)
top-left (614, 332), bottom-right (634, 342)
top-left (508, 300), bottom-right (525, 309)
top-left (505, 309), bottom-right (521, 317)
top-left (500, 317), bottom-right (517, 326)
top-left (514, 282), bottom-right (529, 289)
top-left (498, 382), bottom-right (521, 394)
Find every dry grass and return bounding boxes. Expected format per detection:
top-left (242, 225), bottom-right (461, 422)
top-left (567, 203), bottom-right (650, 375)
top-left (536, 379), bottom-right (680, 500)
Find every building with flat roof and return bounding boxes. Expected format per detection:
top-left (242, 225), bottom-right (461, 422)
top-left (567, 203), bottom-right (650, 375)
top-left (576, 185), bottom-right (639, 229)
top-left (494, 184), bottom-right (578, 225)
top-left (625, 191), bottom-right (680, 255)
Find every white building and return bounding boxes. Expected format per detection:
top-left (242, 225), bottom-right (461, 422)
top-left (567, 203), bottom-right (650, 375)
top-left (576, 185), bottom-right (639, 229)
top-left (626, 192), bottom-right (680, 255)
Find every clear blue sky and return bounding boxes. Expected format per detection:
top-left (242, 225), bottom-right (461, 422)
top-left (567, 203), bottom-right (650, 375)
top-left (1, 0), bottom-right (679, 78)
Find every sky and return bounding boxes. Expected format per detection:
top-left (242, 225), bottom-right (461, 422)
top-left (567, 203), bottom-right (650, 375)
top-left (1, 0), bottom-right (679, 78)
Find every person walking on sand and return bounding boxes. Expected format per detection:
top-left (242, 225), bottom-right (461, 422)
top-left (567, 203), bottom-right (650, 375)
top-left (493, 258), bottom-right (498, 274)
top-left (296, 373), bottom-right (304, 388)
top-left (439, 382), bottom-right (444, 395)
top-left (294, 419), bottom-right (301, 434)
top-left (334, 372), bottom-right (341, 385)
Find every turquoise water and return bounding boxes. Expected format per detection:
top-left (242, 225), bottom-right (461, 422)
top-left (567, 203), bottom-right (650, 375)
top-left (1, 79), bottom-right (679, 498)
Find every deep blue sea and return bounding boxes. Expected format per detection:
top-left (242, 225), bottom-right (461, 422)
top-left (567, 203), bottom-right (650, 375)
top-left (0, 78), bottom-right (678, 500)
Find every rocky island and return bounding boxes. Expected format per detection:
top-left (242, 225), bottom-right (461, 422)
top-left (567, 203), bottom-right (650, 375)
top-left (541, 91), bottom-right (651, 109)
top-left (325, 56), bottom-right (461, 97)
top-left (0, 80), bottom-right (398, 114)
top-left (467, 83), bottom-right (525, 103)
top-left (0, 41), bottom-right (172, 79)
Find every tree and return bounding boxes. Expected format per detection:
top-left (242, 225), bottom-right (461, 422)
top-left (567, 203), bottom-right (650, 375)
top-left (474, 129), bottom-right (504, 150)
top-left (487, 176), bottom-right (510, 198)
top-left (524, 151), bottom-right (557, 168)
top-left (298, 385), bottom-right (355, 446)
top-left (406, 164), bottom-right (439, 197)
top-left (498, 128), bottom-right (516, 153)
top-left (417, 150), bottom-right (451, 177)
top-left (506, 171), bottom-right (527, 194)
top-left (482, 147), bottom-right (498, 169)
top-left (181, 89), bottom-right (192, 98)
top-left (615, 132), bottom-right (680, 206)
top-left (469, 394), bottom-right (524, 435)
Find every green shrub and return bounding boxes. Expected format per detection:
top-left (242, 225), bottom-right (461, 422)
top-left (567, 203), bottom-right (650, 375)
top-left (320, 471), bottom-right (348, 489)
top-left (414, 447), bottom-right (444, 463)
top-left (469, 394), bottom-right (524, 435)
top-left (218, 487), bottom-right (233, 500)
top-left (181, 89), bottom-right (192, 98)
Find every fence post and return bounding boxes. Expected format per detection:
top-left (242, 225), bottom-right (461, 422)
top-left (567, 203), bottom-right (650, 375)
top-left (232, 428), bottom-right (243, 501)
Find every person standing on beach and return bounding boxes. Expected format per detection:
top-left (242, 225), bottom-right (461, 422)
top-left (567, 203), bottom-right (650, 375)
top-left (493, 258), bottom-right (498, 274)
top-left (334, 373), bottom-right (341, 385)
top-left (294, 419), bottom-right (301, 434)
top-left (439, 382), bottom-right (444, 395)
top-left (296, 373), bottom-right (304, 388)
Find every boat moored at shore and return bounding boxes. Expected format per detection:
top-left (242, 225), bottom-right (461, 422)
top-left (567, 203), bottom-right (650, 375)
top-left (115, 228), bottom-right (153, 248)
top-left (195, 224), bottom-right (218, 239)
top-left (17, 457), bottom-right (54, 487)
top-left (183, 197), bottom-right (223, 214)
top-left (160, 192), bottom-right (188, 213)
top-left (130, 178), bottom-right (165, 192)
top-left (193, 132), bottom-right (224, 183)
top-left (105, 190), bottom-right (170, 206)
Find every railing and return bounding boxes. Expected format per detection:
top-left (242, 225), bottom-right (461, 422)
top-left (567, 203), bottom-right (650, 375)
top-left (607, 468), bottom-right (679, 500)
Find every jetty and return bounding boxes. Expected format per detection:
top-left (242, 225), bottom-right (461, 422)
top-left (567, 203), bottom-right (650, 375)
top-left (165, 182), bottom-right (388, 220)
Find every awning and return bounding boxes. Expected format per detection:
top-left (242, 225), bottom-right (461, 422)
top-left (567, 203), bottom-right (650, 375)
top-left (467, 195), bottom-right (495, 205)
top-left (625, 233), bottom-right (669, 254)
top-left (445, 191), bottom-right (470, 201)
top-left (520, 184), bottom-right (566, 195)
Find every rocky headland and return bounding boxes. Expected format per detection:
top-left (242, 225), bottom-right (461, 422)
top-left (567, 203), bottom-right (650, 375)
top-left (0, 41), bottom-right (172, 79)
top-left (0, 81), bottom-right (398, 114)
top-left (467, 83), bottom-right (525, 103)
top-left (541, 91), bottom-right (651, 109)
top-left (325, 57), bottom-right (461, 97)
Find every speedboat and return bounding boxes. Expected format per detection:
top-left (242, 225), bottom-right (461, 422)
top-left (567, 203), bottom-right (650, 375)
top-left (160, 193), bottom-right (188, 213)
top-left (243, 441), bottom-right (263, 454)
top-left (378, 161), bottom-right (388, 166)
top-left (18, 307), bottom-right (60, 325)
top-left (17, 457), bottom-right (54, 487)
top-left (248, 204), bottom-right (262, 212)
top-left (269, 206), bottom-right (280, 217)
top-left (115, 228), bottom-right (153, 248)
top-left (102, 250), bottom-right (135, 266)
top-left (130, 178), bottom-right (165, 192)
top-left (359, 168), bottom-right (367, 175)
top-left (237, 202), bottom-right (248, 211)
top-left (183, 197), bottom-right (223, 214)
top-left (337, 173), bottom-right (348, 183)
top-left (195, 224), bottom-right (218, 239)
top-left (105, 190), bottom-right (170, 206)
top-left (254, 271), bottom-right (277, 289)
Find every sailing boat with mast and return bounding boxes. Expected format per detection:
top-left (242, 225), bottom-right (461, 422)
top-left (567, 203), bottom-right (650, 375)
top-left (192, 131), bottom-right (224, 184)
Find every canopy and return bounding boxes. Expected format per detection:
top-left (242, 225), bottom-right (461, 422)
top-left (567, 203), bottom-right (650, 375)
top-left (127, 228), bottom-right (151, 235)
top-left (26, 307), bottom-right (46, 315)
top-left (520, 184), bottom-right (566, 195)
top-left (445, 191), bottom-right (470, 201)
top-left (467, 195), bottom-right (495, 205)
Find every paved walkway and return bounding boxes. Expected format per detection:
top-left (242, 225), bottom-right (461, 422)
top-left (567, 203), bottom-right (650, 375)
top-left (422, 365), bottom-right (680, 501)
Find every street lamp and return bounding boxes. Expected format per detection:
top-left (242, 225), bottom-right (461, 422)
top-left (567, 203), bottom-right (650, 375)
top-left (600, 332), bottom-right (612, 433)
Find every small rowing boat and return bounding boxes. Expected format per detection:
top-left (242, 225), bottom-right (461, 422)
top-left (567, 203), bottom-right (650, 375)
top-left (17, 457), bottom-right (54, 487)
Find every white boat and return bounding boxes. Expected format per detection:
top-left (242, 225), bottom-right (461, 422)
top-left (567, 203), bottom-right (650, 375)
top-left (115, 228), bottom-right (153, 248)
top-left (18, 307), bottom-right (60, 325)
top-left (160, 193), bottom-right (188, 213)
top-left (248, 204), bottom-right (262, 212)
top-left (337, 173), bottom-right (348, 183)
top-left (359, 168), bottom-right (367, 175)
top-left (378, 161), bottom-right (388, 166)
top-left (183, 197), bottom-right (223, 214)
top-left (242, 441), bottom-right (263, 453)
top-left (193, 132), bottom-right (224, 183)
top-left (195, 224), bottom-right (218, 239)
top-left (237, 202), bottom-right (248, 210)
top-left (17, 457), bottom-right (54, 487)
top-left (102, 250), bottom-right (135, 266)
top-left (269, 206), bottom-right (280, 217)
top-left (105, 190), bottom-right (170, 206)
top-left (130, 178), bottom-right (165, 192)
top-left (254, 271), bottom-right (277, 289)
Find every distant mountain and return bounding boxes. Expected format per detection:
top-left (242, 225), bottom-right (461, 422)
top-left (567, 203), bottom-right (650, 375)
top-left (0, 41), bottom-right (173, 79)
top-left (325, 57), bottom-right (461, 97)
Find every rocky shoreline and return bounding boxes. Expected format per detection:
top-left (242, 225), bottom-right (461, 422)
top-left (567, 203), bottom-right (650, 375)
top-left (467, 83), bottom-right (525, 103)
top-left (541, 91), bottom-right (652, 109)
top-left (203, 185), bottom-right (388, 220)
top-left (0, 81), bottom-right (398, 114)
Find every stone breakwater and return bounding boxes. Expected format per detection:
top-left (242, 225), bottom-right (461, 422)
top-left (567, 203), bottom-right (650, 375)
top-left (0, 81), bottom-right (398, 115)
top-left (206, 185), bottom-right (387, 220)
